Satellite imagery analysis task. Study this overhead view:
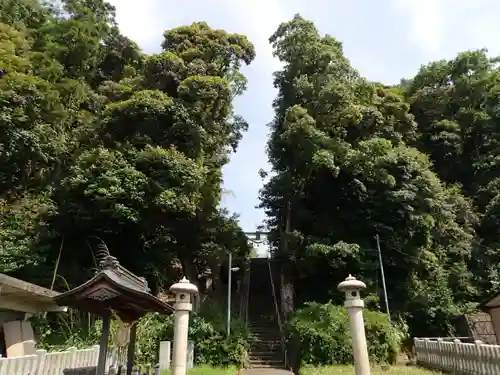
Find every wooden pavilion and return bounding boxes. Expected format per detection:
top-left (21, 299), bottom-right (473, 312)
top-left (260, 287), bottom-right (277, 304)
top-left (53, 256), bottom-right (173, 375)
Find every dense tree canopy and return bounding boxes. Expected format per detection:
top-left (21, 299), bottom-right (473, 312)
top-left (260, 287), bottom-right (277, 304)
top-left (260, 15), bottom-right (499, 337)
top-left (0, 0), bottom-right (253, 292)
top-left (2, 1), bottom-right (500, 341)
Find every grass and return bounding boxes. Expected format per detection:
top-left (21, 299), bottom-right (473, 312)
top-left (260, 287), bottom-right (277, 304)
top-left (301, 365), bottom-right (443, 375)
top-left (159, 365), bottom-right (443, 375)
top-left (160, 365), bottom-right (442, 375)
top-left (161, 365), bottom-right (237, 375)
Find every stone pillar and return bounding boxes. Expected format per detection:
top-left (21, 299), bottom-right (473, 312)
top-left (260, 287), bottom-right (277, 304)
top-left (170, 277), bottom-right (198, 375)
top-left (187, 340), bottom-right (194, 369)
top-left (338, 275), bottom-right (371, 375)
top-left (3, 320), bottom-right (36, 357)
top-left (159, 341), bottom-right (171, 370)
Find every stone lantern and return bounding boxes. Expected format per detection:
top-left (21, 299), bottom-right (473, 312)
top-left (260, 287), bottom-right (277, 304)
top-left (338, 275), bottom-right (371, 375)
top-left (170, 277), bottom-right (198, 375)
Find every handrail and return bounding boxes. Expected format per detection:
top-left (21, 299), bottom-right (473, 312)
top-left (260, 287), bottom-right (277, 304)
top-left (267, 258), bottom-right (288, 368)
top-left (239, 278), bottom-right (244, 318)
top-left (239, 259), bottom-right (251, 322)
top-left (245, 260), bottom-right (251, 323)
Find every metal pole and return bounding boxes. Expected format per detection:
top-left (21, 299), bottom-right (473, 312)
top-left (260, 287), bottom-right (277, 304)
top-left (376, 234), bottom-right (391, 324)
top-left (227, 252), bottom-right (232, 338)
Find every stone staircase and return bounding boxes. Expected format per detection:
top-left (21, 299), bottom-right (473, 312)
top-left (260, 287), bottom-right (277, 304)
top-left (246, 259), bottom-right (285, 369)
top-left (248, 318), bottom-right (284, 368)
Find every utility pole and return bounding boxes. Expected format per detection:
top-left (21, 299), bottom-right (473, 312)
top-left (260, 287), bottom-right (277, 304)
top-left (375, 234), bottom-right (391, 324)
top-left (227, 252), bottom-right (232, 338)
top-left (226, 251), bottom-right (240, 338)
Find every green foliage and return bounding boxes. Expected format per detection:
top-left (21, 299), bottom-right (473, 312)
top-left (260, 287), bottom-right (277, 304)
top-left (300, 365), bottom-right (440, 375)
top-left (5, 0), bottom-right (500, 357)
top-left (0, 0), bottom-right (253, 294)
top-left (0, 194), bottom-right (54, 275)
top-left (30, 311), bottom-right (102, 351)
top-left (289, 302), bottom-right (404, 366)
top-left (260, 14), bottom-right (492, 339)
top-left (32, 292), bottom-right (251, 366)
top-left (33, 301), bottom-right (251, 367)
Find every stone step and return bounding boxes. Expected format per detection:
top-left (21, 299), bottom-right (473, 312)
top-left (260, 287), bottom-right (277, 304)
top-left (251, 343), bottom-right (282, 349)
top-left (251, 330), bottom-right (280, 334)
top-left (250, 348), bottom-right (282, 354)
top-left (249, 350), bottom-right (282, 355)
top-left (249, 326), bottom-right (280, 331)
top-left (251, 338), bottom-right (281, 342)
top-left (247, 360), bottom-right (285, 368)
top-left (250, 346), bottom-right (282, 353)
top-left (252, 336), bottom-right (281, 341)
top-left (252, 336), bottom-right (282, 342)
top-left (250, 329), bottom-right (280, 334)
top-left (251, 341), bottom-right (282, 347)
top-left (249, 324), bottom-right (279, 328)
top-left (249, 357), bottom-right (283, 363)
top-left (250, 329), bottom-right (281, 337)
top-left (249, 354), bottom-right (283, 361)
top-left (251, 333), bottom-right (281, 337)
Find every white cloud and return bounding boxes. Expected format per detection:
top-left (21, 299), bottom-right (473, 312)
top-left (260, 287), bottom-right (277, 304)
top-left (392, 0), bottom-right (500, 57)
top-left (391, 0), bottom-right (446, 54)
top-left (107, 0), bottom-right (166, 52)
top-left (108, 0), bottom-right (293, 64)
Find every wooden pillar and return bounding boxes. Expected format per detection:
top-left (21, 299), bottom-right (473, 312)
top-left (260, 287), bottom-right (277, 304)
top-left (97, 314), bottom-right (111, 375)
top-left (126, 323), bottom-right (138, 375)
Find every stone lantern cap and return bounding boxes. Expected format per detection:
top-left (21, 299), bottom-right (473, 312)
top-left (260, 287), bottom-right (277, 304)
top-left (338, 274), bottom-right (366, 292)
top-left (170, 277), bottom-right (198, 295)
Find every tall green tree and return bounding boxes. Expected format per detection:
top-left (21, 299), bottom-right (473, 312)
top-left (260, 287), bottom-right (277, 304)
top-left (406, 50), bottom-right (500, 295)
top-left (260, 15), bottom-right (478, 336)
top-left (0, 0), bottom-right (254, 293)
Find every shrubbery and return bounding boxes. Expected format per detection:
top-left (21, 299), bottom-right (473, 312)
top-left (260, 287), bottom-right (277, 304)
top-left (288, 302), bottom-right (406, 366)
top-left (33, 300), bottom-right (251, 367)
top-left (135, 304), bottom-right (251, 366)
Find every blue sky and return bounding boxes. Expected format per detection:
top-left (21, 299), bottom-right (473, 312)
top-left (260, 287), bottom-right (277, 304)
top-left (108, 0), bottom-right (500, 232)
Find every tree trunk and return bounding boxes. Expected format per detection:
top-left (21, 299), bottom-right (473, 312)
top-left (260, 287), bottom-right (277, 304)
top-left (281, 199), bottom-right (295, 316)
top-left (209, 259), bottom-right (222, 292)
top-left (179, 253), bottom-right (199, 287)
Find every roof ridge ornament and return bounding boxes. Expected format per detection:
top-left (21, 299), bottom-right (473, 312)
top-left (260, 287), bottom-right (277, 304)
top-left (100, 256), bottom-right (119, 270)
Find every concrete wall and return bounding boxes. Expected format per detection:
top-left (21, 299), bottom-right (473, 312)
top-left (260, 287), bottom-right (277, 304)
top-left (2, 320), bottom-right (36, 357)
top-left (0, 311), bottom-right (36, 358)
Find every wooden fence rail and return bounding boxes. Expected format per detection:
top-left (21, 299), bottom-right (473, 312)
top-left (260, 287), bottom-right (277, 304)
top-left (414, 337), bottom-right (500, 374)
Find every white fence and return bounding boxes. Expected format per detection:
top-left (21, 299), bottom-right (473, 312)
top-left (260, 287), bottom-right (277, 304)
top-left (0, 340), bottom-right (187, 375)
top-left (414, 337), bottom-right (500, 374)
top-left (0, 346), bottom-right (100, 375)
